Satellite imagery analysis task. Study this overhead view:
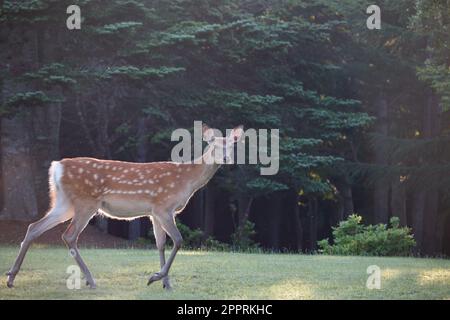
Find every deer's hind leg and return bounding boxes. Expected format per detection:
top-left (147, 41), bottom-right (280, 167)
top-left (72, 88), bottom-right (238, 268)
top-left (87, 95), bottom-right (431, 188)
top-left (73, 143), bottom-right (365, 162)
top-left (62, 201), bottom-right (98, 289)
top-left (6, 191), bottom-right (74, 288)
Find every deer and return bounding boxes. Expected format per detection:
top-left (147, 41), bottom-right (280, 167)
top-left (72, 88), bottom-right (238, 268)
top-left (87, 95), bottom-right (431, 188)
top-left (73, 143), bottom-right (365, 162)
top-left (6, 124), bottom-right (244, 289)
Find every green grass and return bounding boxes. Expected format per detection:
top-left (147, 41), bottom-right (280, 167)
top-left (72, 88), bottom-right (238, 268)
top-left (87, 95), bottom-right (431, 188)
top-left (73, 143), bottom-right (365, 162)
top-left (0, 245), bottom-right (449, 299)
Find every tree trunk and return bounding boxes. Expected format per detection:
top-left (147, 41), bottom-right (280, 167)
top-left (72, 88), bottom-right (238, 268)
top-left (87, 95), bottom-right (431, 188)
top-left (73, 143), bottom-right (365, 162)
top-left (267, 194), bottom-right (282, 249)
top-left (390, 179), bottom-right (407, 226)
top-left (30, 27), bottom-right (63, 214)
top-left (335, 181), bottom-right (354, 225)
top-left (422, 94), bottom-right (441, 255)
top-left (293, 193), bottom-right (303, 252)
top-left (307, 197), bottom-right (318, 251)
top-left (0, 113), bottom-right (39, 220)
top-left (237, 195), bottom-right (253, 228)
top-left (126, 117), bottom-right (151, 240)
top-left (233, 195), bottom-right (253, 241)
top-left (0, 27), bottom-right (40, 220)
top-left (411, 190), bottom-right (425, 252)
top-left (373, 92), bottom-right (390, 223)
top-left (192, 190), bottom-right (204, 229)
top-left (203, 185), bottom-right (215, 237)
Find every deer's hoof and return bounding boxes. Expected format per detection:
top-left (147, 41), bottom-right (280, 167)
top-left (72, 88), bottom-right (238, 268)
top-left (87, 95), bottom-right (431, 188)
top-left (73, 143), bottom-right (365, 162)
top-left (147, 272), bottom-right (164, 286)
top-left (163, 279), bottom-right (172, 291)
top-left (6, 277), bottom-right (14, 288)
top-left (86, 280), bottom-right (96, 289)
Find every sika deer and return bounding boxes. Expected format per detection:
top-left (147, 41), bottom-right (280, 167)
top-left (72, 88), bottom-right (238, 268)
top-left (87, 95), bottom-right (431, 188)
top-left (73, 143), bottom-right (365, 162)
top-left (6, 124), bottom-right (243, 289)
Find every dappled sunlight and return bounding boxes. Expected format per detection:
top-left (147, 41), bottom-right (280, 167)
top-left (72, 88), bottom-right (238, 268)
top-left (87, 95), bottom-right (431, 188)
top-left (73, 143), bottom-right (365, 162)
top-left (417, 269), bottom-right (450, 286)
top-left (381, 268), bottom-right (404, 281)
top-left (179, 250), bottom-right (209, 256)
top-left (266, 279), bottom-right (315, 300)
top-left (1, 246), bottom-right (450, 300)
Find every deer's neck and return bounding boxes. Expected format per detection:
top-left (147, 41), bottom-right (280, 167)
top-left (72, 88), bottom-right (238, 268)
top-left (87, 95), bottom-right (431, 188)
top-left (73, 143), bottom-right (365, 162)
top-left (190, 146), bottom-right (221, 190)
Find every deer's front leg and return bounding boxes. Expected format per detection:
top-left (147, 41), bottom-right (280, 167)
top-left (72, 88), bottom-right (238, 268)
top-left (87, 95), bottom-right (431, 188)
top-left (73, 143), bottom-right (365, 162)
top-left (151, 217), bottom-right (171, 290)
top-left (148, 213), bottom-right (182, 287)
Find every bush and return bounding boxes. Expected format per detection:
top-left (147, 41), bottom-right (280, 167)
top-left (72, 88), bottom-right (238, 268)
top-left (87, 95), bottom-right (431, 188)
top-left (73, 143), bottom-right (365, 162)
top-left (318, 214), bottom-right (416, 256)
top-left (145, 220), bottom-right (229, 250)
top-left (177, 222), bottom-right (204, 248)
top-left (143, 220), bottom-right (262, 252)
top-left (230, 220), bottom-right (260, 251)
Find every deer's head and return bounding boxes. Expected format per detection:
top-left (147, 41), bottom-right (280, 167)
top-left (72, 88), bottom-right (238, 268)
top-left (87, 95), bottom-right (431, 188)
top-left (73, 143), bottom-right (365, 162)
top-left (202, 124), bottom-right (244, 164)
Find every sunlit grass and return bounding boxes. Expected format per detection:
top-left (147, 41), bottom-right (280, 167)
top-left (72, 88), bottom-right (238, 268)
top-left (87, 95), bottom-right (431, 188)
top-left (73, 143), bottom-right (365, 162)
top-left (0, 246), bottom-right (449, 300)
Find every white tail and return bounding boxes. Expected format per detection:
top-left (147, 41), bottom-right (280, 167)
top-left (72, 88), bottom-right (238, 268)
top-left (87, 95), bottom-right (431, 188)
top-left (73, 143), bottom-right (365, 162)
top-left (7, 124), bottom-right (243, 289)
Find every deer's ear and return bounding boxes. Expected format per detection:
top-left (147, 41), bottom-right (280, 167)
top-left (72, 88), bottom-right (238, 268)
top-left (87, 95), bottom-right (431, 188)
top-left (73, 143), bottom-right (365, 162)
top-left (202, 124), bottom-right (215, 143)
top-left (230, 125), bottom-right (244, 143)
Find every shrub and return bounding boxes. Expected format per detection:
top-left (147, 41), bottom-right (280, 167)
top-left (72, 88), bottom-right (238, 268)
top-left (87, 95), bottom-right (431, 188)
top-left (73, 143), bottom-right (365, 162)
top-left (143, 220), bottom-right (262, 251)
top-left (176, 222), bottom-right (204, 248)
top-left (145, 220), bottom-right (229, 250)
top-left (230, 220), bottom-right (260, 251)
top-left (204, 237), bottom-right (230, 251)
top-left (318, 214), bottom-right (416, 256)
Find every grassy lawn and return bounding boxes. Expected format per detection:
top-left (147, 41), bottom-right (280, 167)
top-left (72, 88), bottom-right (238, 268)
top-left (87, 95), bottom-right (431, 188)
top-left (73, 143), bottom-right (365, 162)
top-left (0, 245), bottom-right (449, 300)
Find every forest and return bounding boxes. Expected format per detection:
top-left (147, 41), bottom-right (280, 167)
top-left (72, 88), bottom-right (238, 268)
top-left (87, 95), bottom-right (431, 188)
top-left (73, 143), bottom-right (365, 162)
top-left (0, 0), bottom-right (449, 256)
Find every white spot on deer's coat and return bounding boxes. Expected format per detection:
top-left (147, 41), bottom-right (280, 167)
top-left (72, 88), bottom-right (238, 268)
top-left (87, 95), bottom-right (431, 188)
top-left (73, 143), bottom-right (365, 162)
top-left (78, 168), bottom-right (84, 174)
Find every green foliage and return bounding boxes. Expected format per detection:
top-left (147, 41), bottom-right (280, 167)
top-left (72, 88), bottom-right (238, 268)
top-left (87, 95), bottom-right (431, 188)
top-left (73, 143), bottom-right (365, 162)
top-left (23, 64), bottom-right (77, 86)
top-left (230, 220), bottom-right (259, 251)
top-left (246, 178), bottom-right (288, 195)
top-left (176, 222), bottom-right (204, 249)
top-left (105, 66), bottom-right (185, 80)
top-left (1, 0), bottom-right (374, 202)
top-left (417, 63), bottom-right (450, 111)
top-left (318, 215), bottom-right (416, 256)
top-left (145, 220), bottom-right (229, 251)
top-left (0, 91), bottom-right (58, 116)
top-left (93, 22), bottom-right (143, 35)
